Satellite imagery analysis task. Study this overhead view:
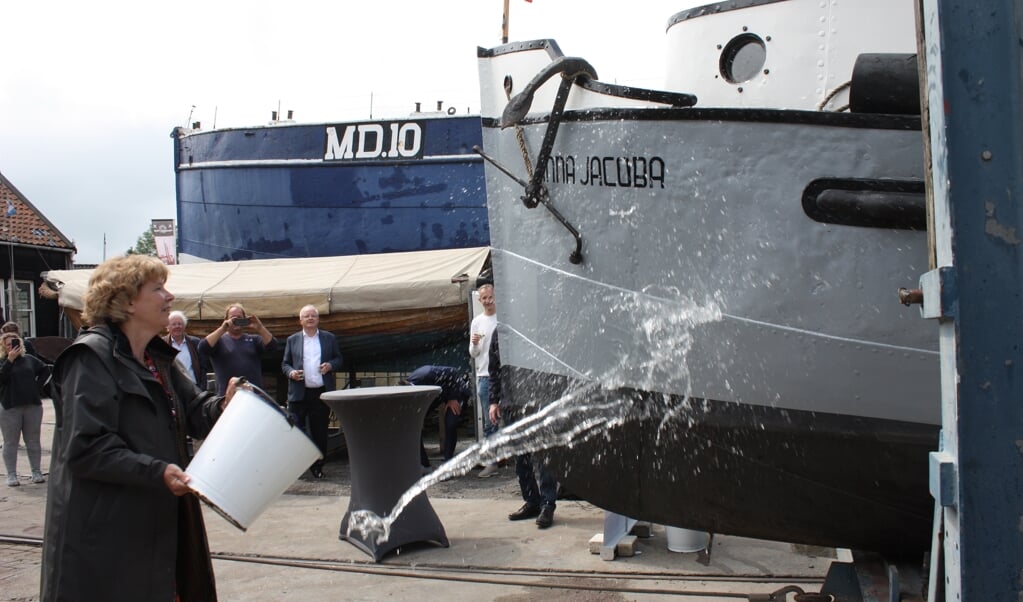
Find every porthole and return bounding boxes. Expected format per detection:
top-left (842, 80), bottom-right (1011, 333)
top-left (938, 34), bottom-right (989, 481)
top-left (719, 33), bottom-right (766, 84)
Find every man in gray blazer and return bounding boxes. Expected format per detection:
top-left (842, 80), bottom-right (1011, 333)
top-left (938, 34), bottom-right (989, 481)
top-left (282, 305), bottom-right (343, 478)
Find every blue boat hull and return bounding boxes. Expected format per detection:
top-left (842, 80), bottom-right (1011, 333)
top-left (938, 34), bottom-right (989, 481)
top-left (173, 115), bottom-right (488, 261)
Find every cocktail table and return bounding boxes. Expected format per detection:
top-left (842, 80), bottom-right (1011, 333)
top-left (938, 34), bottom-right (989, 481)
top-left (321, 385), bottom-right (448, 561)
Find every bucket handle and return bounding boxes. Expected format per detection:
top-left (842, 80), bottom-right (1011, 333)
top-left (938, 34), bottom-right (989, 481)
top-left (231, 378), bottom-right (297, 428)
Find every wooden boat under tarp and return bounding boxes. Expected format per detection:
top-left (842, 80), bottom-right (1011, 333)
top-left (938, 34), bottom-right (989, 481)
top-left (40, 247), bottom-right (490, 368)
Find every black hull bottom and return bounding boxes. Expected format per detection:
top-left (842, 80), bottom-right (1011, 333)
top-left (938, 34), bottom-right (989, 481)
top-left (504, 366), bottom-right (937, 558)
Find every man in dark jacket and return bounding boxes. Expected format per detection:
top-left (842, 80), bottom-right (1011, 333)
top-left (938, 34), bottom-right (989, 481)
top-left (487, 330), bottom-right (559, 529)
top-left (281, 305), bottom-right (343, 479)
top-left (165, 310), bottom-right (211, 387)
top-left (405, 365), bottom-right (471, 468)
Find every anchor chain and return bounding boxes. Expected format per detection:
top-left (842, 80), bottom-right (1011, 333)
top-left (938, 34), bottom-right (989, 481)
top-left (507, 75), bottom-right (534, 182)
top-left (747, 585), bottom-right (835, 601)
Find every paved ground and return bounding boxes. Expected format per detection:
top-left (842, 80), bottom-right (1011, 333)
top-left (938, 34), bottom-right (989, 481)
top-left (1, 403), bottom-right (838, 601)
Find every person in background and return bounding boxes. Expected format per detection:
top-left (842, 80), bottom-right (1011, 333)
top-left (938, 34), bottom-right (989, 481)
top-left (164, 310), bottom-right (210, 387)
top-left (40, 254), bottom-right (242, 601)
top-left (488, 330), bottom-right (559, 529)
top-left (1, 321), bottom-right (37, 358)
top-left (404, 365), bottom-right (471, 470)
top-left (199, 303), bottom-right (276, 395)
top-left (0, 332), bottom-right (49, 486)
top-left (469, 280), bottom-right (500, 478)
top-left (282, 305), bottom-right (343, 479)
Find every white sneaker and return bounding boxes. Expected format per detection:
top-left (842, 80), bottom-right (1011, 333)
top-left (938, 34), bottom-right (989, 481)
top-left (478, 464), bottom-right (499, 478)
top-left (32, 471), bottom-right (46, 484)
top-left (6, 474), bottom-right (19, 487)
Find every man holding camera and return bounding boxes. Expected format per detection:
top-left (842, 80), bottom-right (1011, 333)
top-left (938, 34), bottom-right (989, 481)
top-left (198, 303), bottom-right (276, 395)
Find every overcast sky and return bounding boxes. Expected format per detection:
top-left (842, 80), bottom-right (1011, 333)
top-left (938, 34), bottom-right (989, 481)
top-left (0, 0), bottom-right (678, 264)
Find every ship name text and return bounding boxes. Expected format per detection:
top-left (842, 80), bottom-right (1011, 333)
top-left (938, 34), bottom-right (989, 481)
top-left (542, 155), bottom-right (665, 188)
top-left (324, 121), bottom-right (424, 161)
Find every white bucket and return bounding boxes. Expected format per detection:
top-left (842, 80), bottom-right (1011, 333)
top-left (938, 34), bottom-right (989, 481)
top-left (185, 386), bottom-right (322, 531)
top-left (664, 526), bottom-right (709, 553)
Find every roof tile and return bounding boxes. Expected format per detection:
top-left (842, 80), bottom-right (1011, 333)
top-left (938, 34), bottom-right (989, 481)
top-left (0, 172), bottom-right (76, 252)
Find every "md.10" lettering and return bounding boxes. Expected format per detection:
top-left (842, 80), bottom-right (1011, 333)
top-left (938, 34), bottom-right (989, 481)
top-left (323, 122), bottom-right (424, 161)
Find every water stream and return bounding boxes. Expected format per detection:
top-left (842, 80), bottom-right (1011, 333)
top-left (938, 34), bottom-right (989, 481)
top-left (347, 287), bottom-right (723, 545)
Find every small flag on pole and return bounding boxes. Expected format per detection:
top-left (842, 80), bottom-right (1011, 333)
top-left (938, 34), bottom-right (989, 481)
top-left (5, 201), bottom-right (15, 217)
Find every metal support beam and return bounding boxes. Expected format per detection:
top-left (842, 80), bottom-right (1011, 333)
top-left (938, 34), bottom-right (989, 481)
top-left (601, 512), bottom-right (638, 560)
top-left (920, 0), bottom-right (1023, 598)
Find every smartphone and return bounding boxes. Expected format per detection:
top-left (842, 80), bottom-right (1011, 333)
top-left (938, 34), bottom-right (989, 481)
top-left (10, 339), bottom-right (19, 349)
top-left (231, 317), bottom-right (251, 327)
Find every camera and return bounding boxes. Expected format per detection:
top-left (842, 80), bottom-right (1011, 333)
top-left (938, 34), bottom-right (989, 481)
top-left (231, 317), bottom-right (251, 327)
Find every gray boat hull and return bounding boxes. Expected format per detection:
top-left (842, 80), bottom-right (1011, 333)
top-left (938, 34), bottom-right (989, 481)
top-left (483, 107), bottom-right (939, 555)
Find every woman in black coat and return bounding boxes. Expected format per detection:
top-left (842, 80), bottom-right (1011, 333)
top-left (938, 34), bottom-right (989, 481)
top-left (41, 255), bottom-right (242, 602)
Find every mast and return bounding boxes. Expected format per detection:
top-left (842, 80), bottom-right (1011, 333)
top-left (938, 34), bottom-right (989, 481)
top-left (502, 0), bottom-right (509, 44)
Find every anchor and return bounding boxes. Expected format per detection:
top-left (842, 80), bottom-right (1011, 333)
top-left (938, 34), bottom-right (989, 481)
top-left (474, 56), bottom-right (599, 265)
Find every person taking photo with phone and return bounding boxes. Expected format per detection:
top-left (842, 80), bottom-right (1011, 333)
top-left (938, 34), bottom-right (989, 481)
top-left (0, 332), bottom-right (49, 486)
top-left (0, 322), bottom-right (37, 358)
top-left (198, 303), bottom-right (276, 394)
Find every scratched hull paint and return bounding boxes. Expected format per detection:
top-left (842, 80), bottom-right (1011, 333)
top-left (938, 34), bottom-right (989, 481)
top-left (172, 115), bottom-right (488, 262)
top-left (477, 0), bottom-right (937, 557)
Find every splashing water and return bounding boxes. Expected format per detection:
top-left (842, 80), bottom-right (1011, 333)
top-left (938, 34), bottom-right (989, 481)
top-left (347, 287), bottom-right (723, 546)
top-left (347, 380), bottom-right (627, 544)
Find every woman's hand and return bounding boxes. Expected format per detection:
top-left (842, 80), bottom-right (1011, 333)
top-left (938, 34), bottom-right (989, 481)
top-left (4, 343), bottom-right (23, 360)
top-left (221, 376), bottom-right (249, 410)
top-left (488, 402), bottom-right (501, 426)
top-left (163, 463), bottom-right (192, 496)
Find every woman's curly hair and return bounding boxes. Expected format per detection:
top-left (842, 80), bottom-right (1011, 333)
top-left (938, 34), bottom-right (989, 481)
top-left (82, 255), bottom-right (169, 325)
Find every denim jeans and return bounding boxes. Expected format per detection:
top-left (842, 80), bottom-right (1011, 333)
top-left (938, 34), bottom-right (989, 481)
top-left (1, 404), bottom-right (43, 475)
top-left (477, 376), bottom-right (498, 438)
top-left (516, 452), bottom-right (558, 508)
top-left (420, 399), bottom-right (461, 465)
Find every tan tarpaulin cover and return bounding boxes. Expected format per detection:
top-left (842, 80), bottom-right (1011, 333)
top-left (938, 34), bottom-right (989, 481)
top-left (43, 247), bottom-right (490, 320)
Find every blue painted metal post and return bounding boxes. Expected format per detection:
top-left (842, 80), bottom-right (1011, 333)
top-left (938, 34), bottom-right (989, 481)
top-left (920, 0), bottom-right (1023, 598)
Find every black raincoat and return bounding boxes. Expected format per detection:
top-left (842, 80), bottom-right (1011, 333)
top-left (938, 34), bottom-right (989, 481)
top-left (41, 323), bottom-right (224, 601)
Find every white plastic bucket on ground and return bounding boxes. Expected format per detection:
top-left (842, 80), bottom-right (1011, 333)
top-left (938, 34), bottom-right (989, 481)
top-left (664, 526), bottom-right (709, 553)
top-left (186, 386), bottom-right (322, 531)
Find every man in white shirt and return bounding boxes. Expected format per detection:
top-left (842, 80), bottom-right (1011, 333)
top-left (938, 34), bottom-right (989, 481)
top-left (468, 282), bottom-right (499, 477)
top-left (282, 305), bottom-right (344, 479)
